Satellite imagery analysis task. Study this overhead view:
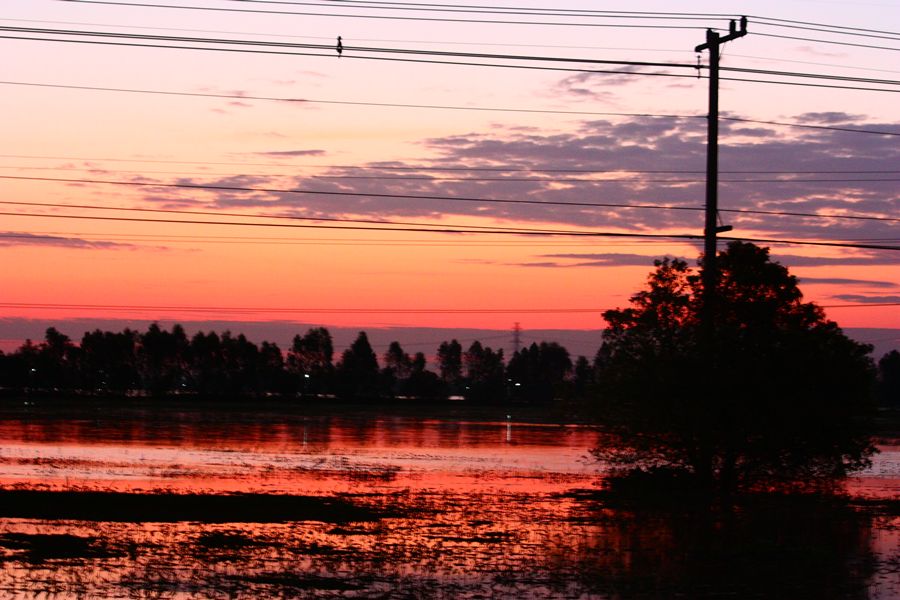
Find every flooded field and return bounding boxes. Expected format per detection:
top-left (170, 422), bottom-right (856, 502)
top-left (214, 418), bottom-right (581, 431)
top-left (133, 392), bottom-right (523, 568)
top-left (0, 401), bottom-right (898, 598)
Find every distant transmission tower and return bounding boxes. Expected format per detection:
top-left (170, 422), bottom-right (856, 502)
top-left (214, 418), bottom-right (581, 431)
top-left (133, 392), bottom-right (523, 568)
top-left (512, 322), bottom-right (522, 354)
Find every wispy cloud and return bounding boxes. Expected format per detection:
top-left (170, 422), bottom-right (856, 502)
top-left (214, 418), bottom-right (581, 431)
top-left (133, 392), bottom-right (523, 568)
top-left (831, 294), bottom-right (900, 303)
top-left (255, 149), bottom-right (327, 157)
top-left (798, 277), bottom-right (898, 288)
top-left (0, 232), bottom-right (137, 250)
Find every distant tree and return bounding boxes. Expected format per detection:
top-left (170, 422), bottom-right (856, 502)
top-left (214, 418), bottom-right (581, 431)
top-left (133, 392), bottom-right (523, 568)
top-left (258, 341), bottom-right (286, 394)
top-left (572, 355), bottom-right (593, 395)
top-left (219, 332), bottom-right (260, 395)
top-left (78, 328), bottom-right (139, 393)
top-left (35, 327), bottom-right (78, 390)
top-left (138, 323), bottom-right (189, 396)
top-left (335, 331), bottom-right (380, 400)
top-left (381, 341), bottom-right (413, 397)
top-left (437, 339), bottom-right (463, 392)
top-left (463, 341), bottom-right (505, 402)
top-left (406, 351), bottom-right (442, 399)
top-left (507, 341), bottom-right (573, 402)
top-left (877, 350), bottom-right (900, 407)
top-left (8, 340), bottom-right (40, 390)
top-left (287, 327), bottom-right (334, 395)
top-left (187, 331), bottom-right (225, 396)
top-left (594, 242), bottom-right (876, 493)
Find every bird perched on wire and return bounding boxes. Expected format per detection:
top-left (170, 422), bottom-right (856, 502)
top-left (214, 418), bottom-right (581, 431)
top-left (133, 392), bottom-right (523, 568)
top-left (336, 36), bottom-right (343, 57)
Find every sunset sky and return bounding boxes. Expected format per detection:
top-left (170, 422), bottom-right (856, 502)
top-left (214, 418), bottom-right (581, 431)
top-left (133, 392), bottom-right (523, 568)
top-left (1, 0), bottom-right (898, 353)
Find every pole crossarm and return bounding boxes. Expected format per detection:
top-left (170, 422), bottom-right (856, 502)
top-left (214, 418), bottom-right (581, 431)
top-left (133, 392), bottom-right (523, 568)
top-left (695, 16), bottom-right (749, 52)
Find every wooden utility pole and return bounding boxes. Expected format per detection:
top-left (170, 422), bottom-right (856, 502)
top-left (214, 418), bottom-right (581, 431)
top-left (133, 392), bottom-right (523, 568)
top-left (695, 17), bottom-right (747, 326)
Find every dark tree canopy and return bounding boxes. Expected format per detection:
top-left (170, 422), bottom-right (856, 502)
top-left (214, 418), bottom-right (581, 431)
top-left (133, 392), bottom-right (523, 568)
top-left (463, 341), bottom-right (505, 402)
top-left (594, 242), bottom-right (876, 492)
top-left (507, 342), bottom-right (573, 402)
top-left (878, 350), bottom-right (900, 407)
top-left (335, 332), bottom-right (380, 399)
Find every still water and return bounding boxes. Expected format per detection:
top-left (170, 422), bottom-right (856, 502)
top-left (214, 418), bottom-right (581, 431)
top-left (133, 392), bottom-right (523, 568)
top-left (0, 403), bottom-right (897, 599)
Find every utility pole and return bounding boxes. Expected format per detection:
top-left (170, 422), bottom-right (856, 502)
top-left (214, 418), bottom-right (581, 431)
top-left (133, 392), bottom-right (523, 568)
top-left (695, 16), bottom-right (747, 327)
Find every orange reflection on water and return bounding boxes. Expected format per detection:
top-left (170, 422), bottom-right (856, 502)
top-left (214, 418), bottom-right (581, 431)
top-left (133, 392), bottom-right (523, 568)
top-left (0, 413), bottom-right (603, 495)
top-left (0, 407), bottom-right (898, 598)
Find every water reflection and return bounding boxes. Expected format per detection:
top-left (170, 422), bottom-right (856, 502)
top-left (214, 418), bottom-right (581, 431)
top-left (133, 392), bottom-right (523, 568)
top-left (0, 491), bottom-right (894, 599)
top-left (561, 492), bottom-right (884, 599)
top-left (0, 404), bottom-right (896, 598)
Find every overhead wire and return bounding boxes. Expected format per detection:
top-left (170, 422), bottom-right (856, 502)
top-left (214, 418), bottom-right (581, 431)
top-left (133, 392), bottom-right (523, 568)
top-left (751, 30), bottom-right (900, 52)
top-left (6, 22), bottom-right (900, 85)
top-left (4, 155), bottom-right (900, 175)
top-left (3, 207), bottom-right (899, 251)
top-left (53, 0), bottom-right (719, 28)
top-left (0, 32), bottom-right (702, 78)
top-left (7, 164), bottom-right (900, 185)
top-left (3, 175), bottom-right (899, 224)
top-left (0, 231), bottom-right (683, 247)
top-left (3, 80), bottom-right (899, 136)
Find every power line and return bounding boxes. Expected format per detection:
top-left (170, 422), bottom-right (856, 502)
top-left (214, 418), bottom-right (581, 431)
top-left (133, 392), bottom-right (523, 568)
top-left (8, 23), bottom-right (900, 88)
top-left (4, 154), bottom-right (900, 175)
top-left (3, 209), bottom-right (899, 252)
top-left (0, 174), bottom-right (708, 214)
top-left (729, 52), bottom-right (900, 76)
top-left (12, 17), bottom-right (900, 69)
top-left (8, 164), bottom-right (900, 185)
top-left (0, 79), bottom-right (698, 118)
top-left (0, 231), bottom-right (680, 248)
top-left (0, 33), bottom-right (701, 79)
top-left (293, 174), bottom-right (900, 184)
top-left (15, 12), bottom-right (900, 93)
top-left (10, 24), bottom-right (900, 93)
top-left (221, 0), bottom-right (729, 23)
top-left (751, 18), bottom-right (900, 42)
top-left (721, 65), bottom-right (900, 87)
top-left (0, 199), bottom-right (576, 235)
top-left (223, 0), bottom-right (728, 20)
top-left (0, 209), bottom-right (707, 240)
top-left (5, 175), bottom-right (899, 224)
top-left (0, 300), bottom-right (895, 313)
top-left (752, 30), bottom-right (900, 52)
top-left (4, 80), bottom-right (900, 136)
top-left (719, 75), bottom-right (900, 94)
top-left (719, 116), bottom-right (900, 137)
top-left (54, 0), bottom-right (715, 28)
top-left (0, 301), bottom-right (605, 314)
top-left (746, 14), bottom-right (900, 37)
top-left (0, 25), bottom-right (700, 71)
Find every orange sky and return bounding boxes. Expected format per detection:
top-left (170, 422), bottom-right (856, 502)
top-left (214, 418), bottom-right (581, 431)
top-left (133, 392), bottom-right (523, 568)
top-left (1, 1), bottom-right (897, 340)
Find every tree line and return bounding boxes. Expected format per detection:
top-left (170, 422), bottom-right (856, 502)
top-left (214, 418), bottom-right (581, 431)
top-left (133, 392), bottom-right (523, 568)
top-left (0, 324), bottom-right (587, 403)
top-left (0, 321), bottom-right (896, 407)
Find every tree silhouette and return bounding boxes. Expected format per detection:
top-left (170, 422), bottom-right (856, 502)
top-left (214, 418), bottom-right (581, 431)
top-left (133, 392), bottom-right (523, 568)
top-left (463, 341), bottom-right (505, 402)
top-left (287, 327), bottom-right (334, 396)
top-left (138, 324), bottom-right (189, 396)
top-left (406, 351), bottom-right (442, 399)
top-left (877, 350), bottom-right (900, 407)
top-left (258, 341), bottom-right (286, 394)
top-left (78, 329), bottom-right (139, 393)
top-left (507, 341), bottom-right (572, 402)
top-left (595, 242), bottom-right (876, 492)
top-left (437, 339), bottom-right (463, 394)
top-left (572, 355), bottom-right (593, 395)
top-left (335, 331), bottom-right (380, 400)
